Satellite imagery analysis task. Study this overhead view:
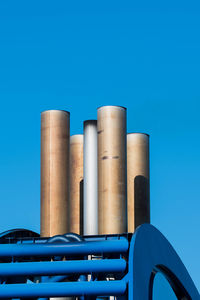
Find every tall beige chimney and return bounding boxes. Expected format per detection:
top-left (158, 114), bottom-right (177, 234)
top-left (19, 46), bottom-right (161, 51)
top-left (127, 133), bottom-right (150, 232)
top-left (40, 110), bottom-right (70, 237)
top-left (69, 134), bottom-right (83, 235)
top-left (98, 106), bottom-right (127, 235)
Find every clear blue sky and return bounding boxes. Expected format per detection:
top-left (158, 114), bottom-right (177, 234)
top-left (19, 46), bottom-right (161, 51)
top-left (0, 1), bottom-right (199, 296)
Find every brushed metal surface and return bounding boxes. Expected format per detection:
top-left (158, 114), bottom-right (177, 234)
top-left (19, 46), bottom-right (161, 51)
top-left (69, 134), bottom-right (83, 235)
top-left (40, 110), bottom-right (70, 237)
top-left (98, 106), bottom-right (127, 234)
top-left (127, 133), bottom-right (150, 232)
top-left (83, 120), bottom-right (98, 235)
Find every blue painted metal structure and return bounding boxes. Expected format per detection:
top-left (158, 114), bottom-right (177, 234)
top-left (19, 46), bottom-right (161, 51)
top-left (0, 224), bottom-right (198, 299)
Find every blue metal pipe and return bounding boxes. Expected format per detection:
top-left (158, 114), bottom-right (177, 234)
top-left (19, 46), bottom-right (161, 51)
top-left (78, 274), bottom-right (87, 300)
top-left (0, 259), bottom-right (126, 276)
top-left (0, 239), bottom-right (128, 257)
top-left (0, 280), bottom-right (127, 298)
top-left (41, 275), bottom-right (67, 283)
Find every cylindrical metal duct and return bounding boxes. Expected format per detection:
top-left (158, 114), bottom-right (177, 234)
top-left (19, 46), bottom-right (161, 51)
top-left (83, 120), bottom-right (98, 235)
top-left (69, 134), bottom-right (83, 235)
top-left (40, 110), bottom-right (70, 237)
top-left (127, 133), bottom-right (150, 232)
top-left (98, 106), bottom-right (127, 235)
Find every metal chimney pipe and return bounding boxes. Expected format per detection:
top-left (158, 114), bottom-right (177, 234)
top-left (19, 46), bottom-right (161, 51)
top-left (98, 106), bottom-right (127, 235)
top-left (127, 133), bottom-right (150, 232)
top-left (40, 110), bottom-right (70, 237)
top-left (83, 120), bottom-right (98, 235)
top-left (69, 134), bottom-right (84, 235)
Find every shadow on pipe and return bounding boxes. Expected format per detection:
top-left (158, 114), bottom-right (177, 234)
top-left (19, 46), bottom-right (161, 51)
top-left (80, 179), bottom-right (84, 236)
top-left (134, 175), bottom-right (150, 229)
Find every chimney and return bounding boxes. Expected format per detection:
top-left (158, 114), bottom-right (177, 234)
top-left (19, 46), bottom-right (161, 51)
top-left (127, 133), bottom-right (150, 232)
top-left (83, 120), bottom-right (98, 235)
top-left (69, 134), bottom-right (83, 235)
top-left (40, 110), bottom-right (70, 237)
top-left (97, 106), bottom-right (127, 234)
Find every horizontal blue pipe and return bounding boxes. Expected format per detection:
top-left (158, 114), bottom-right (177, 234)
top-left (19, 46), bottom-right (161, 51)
top-left (0, 259), bottom-right (126, 276)
top-left (0, 280), bottom-right (127, 298)
top-left (0, 239), bottom-right (128, 257)
top-left (41, 275), bottom-right (67, 283)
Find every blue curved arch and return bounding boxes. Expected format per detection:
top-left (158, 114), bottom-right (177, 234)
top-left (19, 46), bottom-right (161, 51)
top-left (0, 228), bottom-right (39, 242)
top-left (128, 224), bottom-right (200, 300)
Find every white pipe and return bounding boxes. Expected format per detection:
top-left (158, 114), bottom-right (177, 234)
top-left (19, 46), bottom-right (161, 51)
top-left (83, 120), bottom-right (98, 235)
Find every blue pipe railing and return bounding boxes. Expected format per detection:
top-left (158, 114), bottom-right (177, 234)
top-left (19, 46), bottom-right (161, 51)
top-left (0, 259), bottom-right (126, 276)
top-left (0, 281), bottom-right (127, 298)
top-left (0, 224), bottom-right (198, 299)
top-left (0, 239), bottom-right (128, 257)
